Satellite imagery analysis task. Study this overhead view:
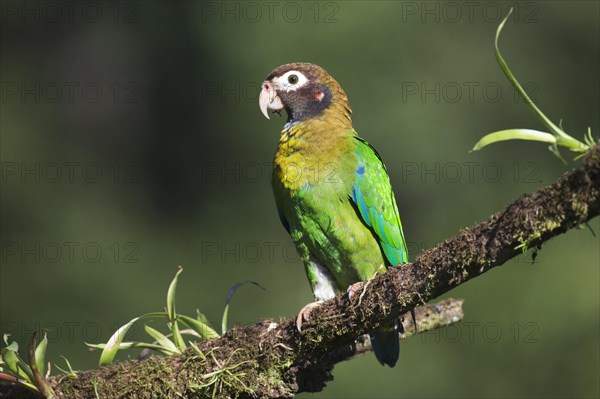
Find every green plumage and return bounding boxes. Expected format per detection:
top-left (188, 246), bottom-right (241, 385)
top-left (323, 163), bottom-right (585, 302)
top-left (264, 63), bottom-right (408, 367)
top-left (273, 132), bottom-right (407, 285)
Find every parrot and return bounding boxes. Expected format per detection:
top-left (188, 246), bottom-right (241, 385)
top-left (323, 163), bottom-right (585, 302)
top-left (259, 63), bottom-right (409, 367)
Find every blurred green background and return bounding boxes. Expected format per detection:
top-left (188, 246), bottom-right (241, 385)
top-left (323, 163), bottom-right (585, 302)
top-left (1, 1), bottom-right (598, 397)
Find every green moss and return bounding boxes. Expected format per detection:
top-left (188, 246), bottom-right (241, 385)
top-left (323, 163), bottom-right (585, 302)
top-left (571, 196), bottom-right (589, 218)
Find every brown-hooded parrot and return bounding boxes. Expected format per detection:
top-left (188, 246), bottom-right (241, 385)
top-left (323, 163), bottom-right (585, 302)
top-left (259, 63), bottom-right (408, 367)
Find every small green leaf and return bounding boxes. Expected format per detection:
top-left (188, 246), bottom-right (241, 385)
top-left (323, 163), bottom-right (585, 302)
top-left (54, 356), bottom-right (77, 377)
top-left (144, 325), bottom-right (180, 354)
top-left (196, 310), bottom-right (212, 326)
top-left (584, 127), bottom-right (596, 147)
top-left (34, 332), bottom-right (48, 376)
top-left (471, 129), bottom-right (556, 152)
top-left (189, 341), bottom-right (206, 360)
top-left (170, 321), bottom-right (186, 351)
top-left (167, 267), bottom-right (183, 322)
top-left (88, 341), bottom-right (168, 352)
top-left (5, 342), bottom-right (18, 352)
top-left (1, 347), bottom-right (33, 382)
top-left (548, 143), bottom-right (567, 164)
top-left (178, 315), bottom-right (220, 340)
top-left (166, 267), bottom-right (187, 351)
top-left (221, 306), bottom-right (230, 336)
top-left (99, 317), bottom-right (140, 366)
top-left (1, 348), bottom-right (19, 375)
top-left (97, 312), bottom-right (166, 366)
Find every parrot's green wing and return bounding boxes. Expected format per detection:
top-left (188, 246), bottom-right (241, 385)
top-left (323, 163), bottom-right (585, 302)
top-left (350, 136), bottom-right (408, 266)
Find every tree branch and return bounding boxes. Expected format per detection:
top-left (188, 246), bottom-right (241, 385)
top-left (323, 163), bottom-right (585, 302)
top-left (3, 143), bottom-right (599, 399)
top-left (0, 299), bottom-right (463, 399)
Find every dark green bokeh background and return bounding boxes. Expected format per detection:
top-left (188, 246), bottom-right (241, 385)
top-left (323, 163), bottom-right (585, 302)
top-left (1, 1), bottom-right (598, 397)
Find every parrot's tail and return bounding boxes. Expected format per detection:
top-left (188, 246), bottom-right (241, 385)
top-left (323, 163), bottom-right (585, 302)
top-left (369, 318), bottom-right (401, 367)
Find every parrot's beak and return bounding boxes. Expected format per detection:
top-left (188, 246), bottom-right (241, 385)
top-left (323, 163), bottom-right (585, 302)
top-left (259, 81), bottom-right (284, 120)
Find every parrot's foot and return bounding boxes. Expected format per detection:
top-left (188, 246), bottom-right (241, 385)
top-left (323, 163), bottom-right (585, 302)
top-left (346, 264), bottom-right (383, 305)
top-left (346, 281), bottom-right (364, 302)
top-left (296, 301), bottom-right (324, 333)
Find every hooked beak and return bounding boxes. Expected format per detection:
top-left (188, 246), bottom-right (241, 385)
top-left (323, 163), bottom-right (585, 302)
top-left (259, 81), bottom-right (284, 120)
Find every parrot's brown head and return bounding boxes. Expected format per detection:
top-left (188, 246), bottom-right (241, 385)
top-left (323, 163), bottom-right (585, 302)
top-left (259, 63), bottom-right (351, 126)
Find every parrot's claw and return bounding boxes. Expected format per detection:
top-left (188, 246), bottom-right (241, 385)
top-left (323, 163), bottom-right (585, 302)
top-left (346, 265), bottom-right (381, 304)
top-left (346, 281), bottom-right (363, 302)
top-left (296, 301), bottom-right (323, 333)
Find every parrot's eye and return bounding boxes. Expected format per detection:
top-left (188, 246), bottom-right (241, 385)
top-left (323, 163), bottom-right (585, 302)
top-left (278, 70), bottom-right (309, 92)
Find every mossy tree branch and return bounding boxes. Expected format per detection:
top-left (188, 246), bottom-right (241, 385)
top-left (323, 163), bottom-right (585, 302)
top-left (2, 143), bottom-right (599, 399)
top-left (0, 300), bottom-right (463, 399)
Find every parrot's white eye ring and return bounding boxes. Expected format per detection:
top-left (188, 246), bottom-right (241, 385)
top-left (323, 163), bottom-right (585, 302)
top-left (275, 71), bottom-right (309, 92)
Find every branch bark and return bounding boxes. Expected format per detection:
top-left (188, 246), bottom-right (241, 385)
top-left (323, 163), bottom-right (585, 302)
top-left (3, 143), bottom-right (599, 399)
